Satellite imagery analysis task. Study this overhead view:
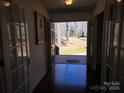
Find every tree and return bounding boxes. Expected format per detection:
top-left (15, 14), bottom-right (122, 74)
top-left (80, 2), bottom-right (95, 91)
top-left (65, 22), bottom-right (69, 44)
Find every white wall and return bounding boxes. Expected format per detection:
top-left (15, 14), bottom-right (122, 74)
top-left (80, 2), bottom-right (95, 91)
top-left (93, 0), bottom-right (105, 17)
top-left (50, 12), bottom-right (92, 21)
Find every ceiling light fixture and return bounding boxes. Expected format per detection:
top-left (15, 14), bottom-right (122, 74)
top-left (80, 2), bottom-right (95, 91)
top-left (3, 1), bottom-right (11, 7)
top-left (116, 0), bottom-right (122, 3)
top-left (65, 0), bottom-right (73, 6)
top-left (0, 0), bottom-right (11, 7)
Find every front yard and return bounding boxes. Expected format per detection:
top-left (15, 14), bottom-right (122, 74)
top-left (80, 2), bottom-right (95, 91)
top-left (59, 37), bottom-right (87, 55)
top-left (60, 48), bottom-right (86, 55)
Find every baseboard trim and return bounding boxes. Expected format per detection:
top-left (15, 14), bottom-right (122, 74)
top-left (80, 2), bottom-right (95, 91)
top-left (32, 69), bottom-right (47, 91)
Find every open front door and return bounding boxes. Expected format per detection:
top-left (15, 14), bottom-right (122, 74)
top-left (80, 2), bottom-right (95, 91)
top-left (1, 4), bottom-right (31, 93)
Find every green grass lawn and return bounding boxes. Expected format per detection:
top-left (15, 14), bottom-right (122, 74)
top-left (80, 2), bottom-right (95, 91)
top-left (60, 48), bottom-right (86, 55)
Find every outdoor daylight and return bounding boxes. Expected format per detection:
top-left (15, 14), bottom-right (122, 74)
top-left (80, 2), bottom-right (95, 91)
top-left (0, 0), bottom-right (122, 93)
top-left (54, 21), bottom-right (87, 55)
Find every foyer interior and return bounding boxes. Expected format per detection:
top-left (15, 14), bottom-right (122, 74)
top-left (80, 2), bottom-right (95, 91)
top-left (0, 0), bottom-right (124, 93)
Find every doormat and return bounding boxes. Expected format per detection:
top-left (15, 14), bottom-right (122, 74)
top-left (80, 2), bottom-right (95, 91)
top-left (55, 55), bottom-right (86, 64)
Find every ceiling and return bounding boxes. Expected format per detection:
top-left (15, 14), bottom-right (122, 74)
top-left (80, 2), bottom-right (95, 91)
top-left (40, 0), bottom-right (99, 12)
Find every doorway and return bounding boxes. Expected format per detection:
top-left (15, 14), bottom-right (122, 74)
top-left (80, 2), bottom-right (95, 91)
top-left (48, 21), bottom-right (88, 92)
top-left (51, 21), bottom-right (87, 65)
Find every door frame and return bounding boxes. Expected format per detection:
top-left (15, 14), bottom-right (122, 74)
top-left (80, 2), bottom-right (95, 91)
top-left (1, 6), bottom-right (12, 93)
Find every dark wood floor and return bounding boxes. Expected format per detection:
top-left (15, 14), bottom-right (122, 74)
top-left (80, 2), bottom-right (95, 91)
top-left (33, 64), bottom-right (86, 93)
top-left (33, 64), bottom-right (87, 93)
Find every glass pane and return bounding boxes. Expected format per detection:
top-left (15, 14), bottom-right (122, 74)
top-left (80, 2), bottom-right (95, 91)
top-left (15, 24), bottom-right (21, 46)
top-left (121, 20), bottom-right (124, 48)
top-left (21, 26), bottom-right (26, 45)
top-left (7, 24), bottom-right (16, 47)
top-left (25, 24), bottom-right (30, 56)
top-left (6, 7), bottom-right (13, 23)
top-left (27, 79), bottom-right (30, 93)
top-left (22, 46), bottom-right (28, 63)
top-left (7, 24), bottom-right (12, 47)
top-left (11, 6), bottom-right (22, 47)
top-left (24, 64), bottom-right (30, 77)
top-left (10, 47), bottom-right (24, 70)
top-left (16, 47), bottom-right (23, 65)
top-left (120, 50), bottom-right (124, 75)
top-left (11, 70), bottom-right (18, 92)
top-left (113, 23), bottom-right (120, 46)
top-left (10, 48), bottom-right (17, 70)
top-left (19, 8), bottom-right (25, 23)
top-left (22, 46), bottom-right (27, 57)
top-left (18, 66), bottom-right (24, 86)
top-left (24, 79), bottom-right (30, 93)
top-left (12, 5), bottom-right (20, 23)
top-left (112, 49), bottom-right (119, 70)
top-left (114, 3), bottom-right (122, 20)
top-left (108, 47), bottom-right (114, 67)
top-left (16, 47), bottom-right (22, 57)
top-left (19, 8), bottom-right (27, 45)
top-left (11, 67), bottom-right (25, 93)
top-left (107, 21), bottom-right (111, 45)
top-left (108, 69), bottom-right (113, 81)
top-left (108, 5), bottom-right (114, 21)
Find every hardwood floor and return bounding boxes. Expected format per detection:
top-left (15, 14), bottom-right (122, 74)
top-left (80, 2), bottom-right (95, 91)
top-left (33, 64), bottom-right (87, 93)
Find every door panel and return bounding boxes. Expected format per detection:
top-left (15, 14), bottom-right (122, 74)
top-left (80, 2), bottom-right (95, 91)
top-left (101, 0), bottom-right (124, 93)
top-left (1, 4), bottom-right (31, 93)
